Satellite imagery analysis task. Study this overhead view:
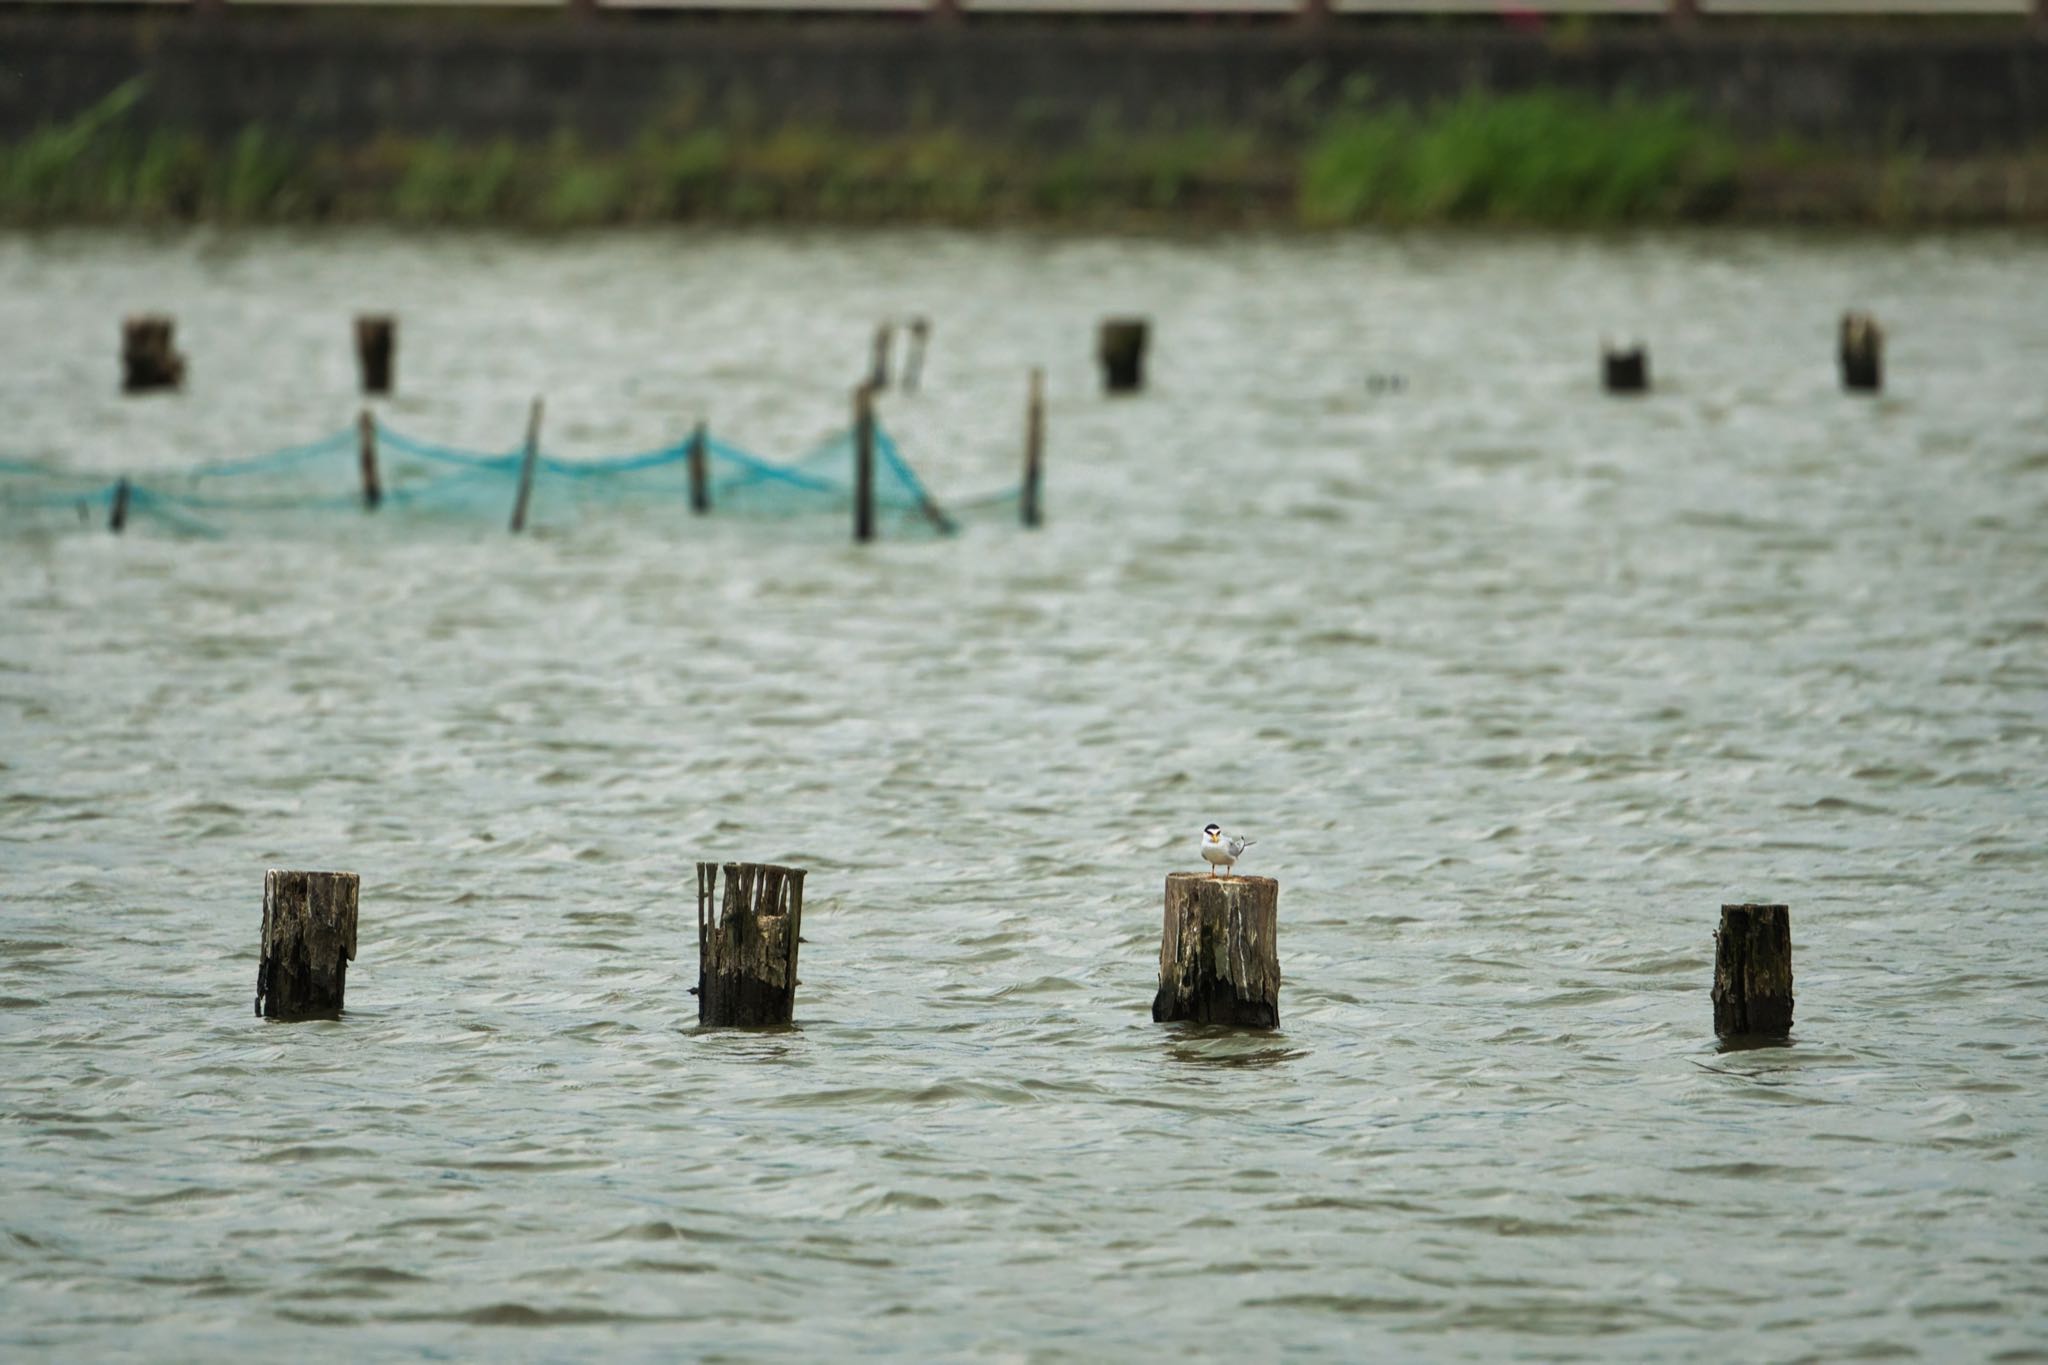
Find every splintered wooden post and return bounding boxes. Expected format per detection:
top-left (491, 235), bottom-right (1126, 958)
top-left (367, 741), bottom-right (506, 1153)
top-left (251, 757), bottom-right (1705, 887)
top-left (696, 861), bottom-right (804, 1027)
top-left (509, 396), bottom-right (544, 534)
top-left (1153, 872), bottom-right (1280, 1028)
top-left (870, 321), bottom-right (894, 391)
top-left (1713, 903), bottom-right (1794, 1039)
top-left (357, 409), bottom-right (381, 510)
top-left (354, 314), bottom-right (395, 395)
top-left (688, 420), bottom-right (710, 514)
top-left (1098, 317), bottom-right (1148, 394)
top-left (1841, 312), bottom-right (1883, 393)
top-left (1603, 344), bottom-right (1649, 394)
top-left (108, 478), bottom-right (131, 533)
top-left (853, 382), bottom-right (876, 544)
top-left (902, 316), bottom-right (930, 393)
top-left (122, 315), bottom-right (185, 393)
top-left (1022, 366), bottom-right (1045, 528)
top-left (256, 869), bottom-right (359, 1019)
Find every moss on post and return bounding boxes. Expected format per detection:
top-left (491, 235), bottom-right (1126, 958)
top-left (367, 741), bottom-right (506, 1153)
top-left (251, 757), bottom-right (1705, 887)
top-left (1153, 872), bottom-right (1279, 1028)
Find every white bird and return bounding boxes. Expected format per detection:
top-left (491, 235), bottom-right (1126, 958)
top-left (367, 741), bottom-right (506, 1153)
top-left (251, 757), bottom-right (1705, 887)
top-left (1199, 822), bottom-right (1255, 877)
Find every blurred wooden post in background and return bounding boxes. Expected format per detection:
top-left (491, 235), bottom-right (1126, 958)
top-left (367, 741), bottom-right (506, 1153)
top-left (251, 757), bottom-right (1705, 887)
top-left (357, 409), bottom-right (381, 509)
top-left (1098, 318), bottom-right (1148, 394)
top-left (1713, 904), bottom-right (1794, 1039)
top-left (1153, 872), bottom-right (1280, 1028)
top-left (509, 397), bottom-right (544, 533)
top-left (696, 862), bottom-right (804, 1027)
top-left (122, 316), bottom-right (185, 394)
top-left (355, 314), bottom-right (395, 395)
top-left (1603, 344), bottom-right (1649, 395)
top-left (1668, 0), bottom-right (1699, 26)
top-left (256, 870), bottom-right (359, 1019)
top-left (853, 382), bottom-right (876, 543)
top-left (870, 321), bottom-right (894, 391)
top-left (688, 420), bottom-right (710, 514)
top-left (902, 316), bottom-right (931, 393)
top-left (1022, 367), bottom-right (1045, 528)
top-left (1840, 312), bottom-right (1883, 393)
top-left (108, 478), bottom-right (131, 533)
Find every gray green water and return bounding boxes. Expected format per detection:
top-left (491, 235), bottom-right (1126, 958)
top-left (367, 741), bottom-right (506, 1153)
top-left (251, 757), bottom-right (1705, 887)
top-left (3, 228), bottom-right (2046, 1361)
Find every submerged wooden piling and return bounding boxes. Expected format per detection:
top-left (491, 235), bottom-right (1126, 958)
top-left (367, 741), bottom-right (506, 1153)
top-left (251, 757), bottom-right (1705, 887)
top-left (355, 314), bottom-right (395, 395)
top-left (357, 409), bottom-right (381, 510)
top-left (108, 478), bottom-right (131, 533)
top-left (509, 397), bottom-right (544, 534)
top-left (255, 869), bottom-right (359, 1019)
top-left (853, 382), bottom-right (876, 544)
top-left (1603, 344), bottom-right (1650, 394)
top-left (1022, 366), bottom-right (1045, 528)
top-left (1153, 872), bottom-right (1280, 1028)
top-left (1712, 903), bottom-right (1794, 1039)
top-left (902, 316), bottom-right (931, 393)
top-left (1841, 312), bottom-right (1883, 392)
top-left (696, 861), bottom-right (804, 1027)
top-left (1098, 318), bottom-right (1148, 394)
top-left (688, 420), bottom-right (710, 514)
top-left (121, 315), bottom-right (185, 394)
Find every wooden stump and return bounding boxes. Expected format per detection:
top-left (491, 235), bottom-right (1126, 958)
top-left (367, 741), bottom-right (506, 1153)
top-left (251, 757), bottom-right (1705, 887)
top-left (355, 314), bottom-right (395, 394)
top-left (122, 315), bottom-right (185, 393)
top-left (853, 382), bottom-right (875, 544)
top-left (1098, 318), bottom-right (1148, 394)
top-left (1603, 345), bottom-right (1649, 394)
top-left (697, 861), bottom-right (804, 1027)
top-left (688, 420), bottom-right (710, 514)
top-left (1712, 903), bottom-right (1793, 1038)
top-left (1153, 872), bottom-right (1279, 1028)
top-left (1021, 366), bottom-right (1045, 529)
top-left (1840, 312), bottom-right (1883, 393)
top-left (256, 870), bottom-right (359, 1019)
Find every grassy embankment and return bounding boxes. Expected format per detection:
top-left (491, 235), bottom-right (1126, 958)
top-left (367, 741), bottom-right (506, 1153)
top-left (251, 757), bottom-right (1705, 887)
top-left (2, 80), bottom-right (2040, 228)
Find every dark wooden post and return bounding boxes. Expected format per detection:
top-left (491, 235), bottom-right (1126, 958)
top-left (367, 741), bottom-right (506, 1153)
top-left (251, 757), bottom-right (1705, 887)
top-left (256, 869), bottom-right (359, 1019)
top-left (1841, 312), bottom-right (1883, 393)
top-left (122, 315), bottom-right (185, 393)
top-left (1153, 872), bottom-right (1280, 1028)
top-left (1098, 318), bottom-right (1148, 394)
top-left (1668, 0), bottom-right (1699, 26)
top-left (509, 397), bottom-right (544, 534)
top-left (696, 861), bottom-right (803, 1027)
top-left (902, 316), bottom-right (931, 393)
top-left (1299, 0), bottom-right (1332, 26)
top-left (354, 314), bottom-right (395, 395)
top-left (357, 409), bottom-right (381, 510)
top-left (1713, 903), bottom-right (1794, 1039)
top-left (1603, 344), bottom-right (1650, 395)
top-left (853, 382), bottom-right (875, 544)
top-left (870, 321), bottom-right (894, 391)
top-left (108, 478), bottom-right (131, 533)
top-left (688, 420), bottom-right (710, 514)
top-left (1022, 366), bottom-right (1045, 528)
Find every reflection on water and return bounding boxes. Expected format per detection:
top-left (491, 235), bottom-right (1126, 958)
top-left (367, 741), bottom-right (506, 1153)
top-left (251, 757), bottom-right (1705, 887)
top-left (2, 227), bottom-right (2046, 1360)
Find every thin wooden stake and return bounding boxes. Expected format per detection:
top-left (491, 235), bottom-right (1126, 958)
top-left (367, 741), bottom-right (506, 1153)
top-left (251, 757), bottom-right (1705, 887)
top-left (1022, 366), bottom-right (1045, 528)
top-left (109, 478), bottom-right (130, 533)
top-left (902, 316), bottom-right (930, 393)
top-left (854, 382), bottom-right (875, 544)
top-left (688, 420), bottom-right (710, 514)
top-left (509, 396), bottom-right (544, 534)
top-left (870, 322), bottom-right (894, 391)
top-left (357, 409), bottom-right (381, 510)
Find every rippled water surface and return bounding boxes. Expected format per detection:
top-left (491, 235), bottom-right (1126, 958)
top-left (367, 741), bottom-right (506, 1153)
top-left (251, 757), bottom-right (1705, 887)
top-left (3, 228), bottom-right (2046, 1360)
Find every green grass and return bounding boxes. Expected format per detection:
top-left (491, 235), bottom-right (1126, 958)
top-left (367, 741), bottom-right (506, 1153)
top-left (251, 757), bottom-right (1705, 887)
top-left (0, 81), bottom-right (2024, 229)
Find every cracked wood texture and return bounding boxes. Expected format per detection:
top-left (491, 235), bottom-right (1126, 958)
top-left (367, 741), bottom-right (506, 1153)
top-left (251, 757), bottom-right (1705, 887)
top-left (697, 862), bottom-right (804, 1028)
top-left (1713, 903), bottom-right (1794, 1038)
top-left (256, 870), bottom-right (359, 1019)
top-left (1153, 872), bottom-right (1280, 1028)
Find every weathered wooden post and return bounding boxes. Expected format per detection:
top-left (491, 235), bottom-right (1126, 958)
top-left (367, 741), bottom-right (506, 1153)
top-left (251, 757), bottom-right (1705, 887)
top-left (1668, 0), bottom-right (1699, 26)
top-left (696, 861), bottom-right (803, 1027)
top-left (256, 869), bottom-right (359, 1019)
top-left (870, 321), bottom-right (894, 391)
top-left (509, 396), bottom-right (544, 534)
top-left (902, 316), bottom-right (931, 393)
top-left (1603, 344), bottom-right (1649, 394)
top-left (688, 420), bottom-right (710, 514)
top-left (355, 314), bottom-right (395, 395)
top-left (1712, 903), bottom-right (1794, 1039)
top-left (108, 478), bottom-right (131, 533)
top-left (1153, 872), bottom-right (1280, 1028)
top-left (853, 382), bottom-right (876, 544)
top-left (122, 315), bottom-right (185, 393)
top-left (1840, 312), bottom-right (1883, 393)
top-left (1098, 318), bottom-right (1148, 394)
top-left (1022, 366), bottom-right (1045, 528)
top-left (357, 409), bottom-right (381, 510)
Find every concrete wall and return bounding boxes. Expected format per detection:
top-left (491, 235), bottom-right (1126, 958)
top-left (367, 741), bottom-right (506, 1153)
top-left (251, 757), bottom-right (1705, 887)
top-left (2, 14), bottom-right (2044, 152)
